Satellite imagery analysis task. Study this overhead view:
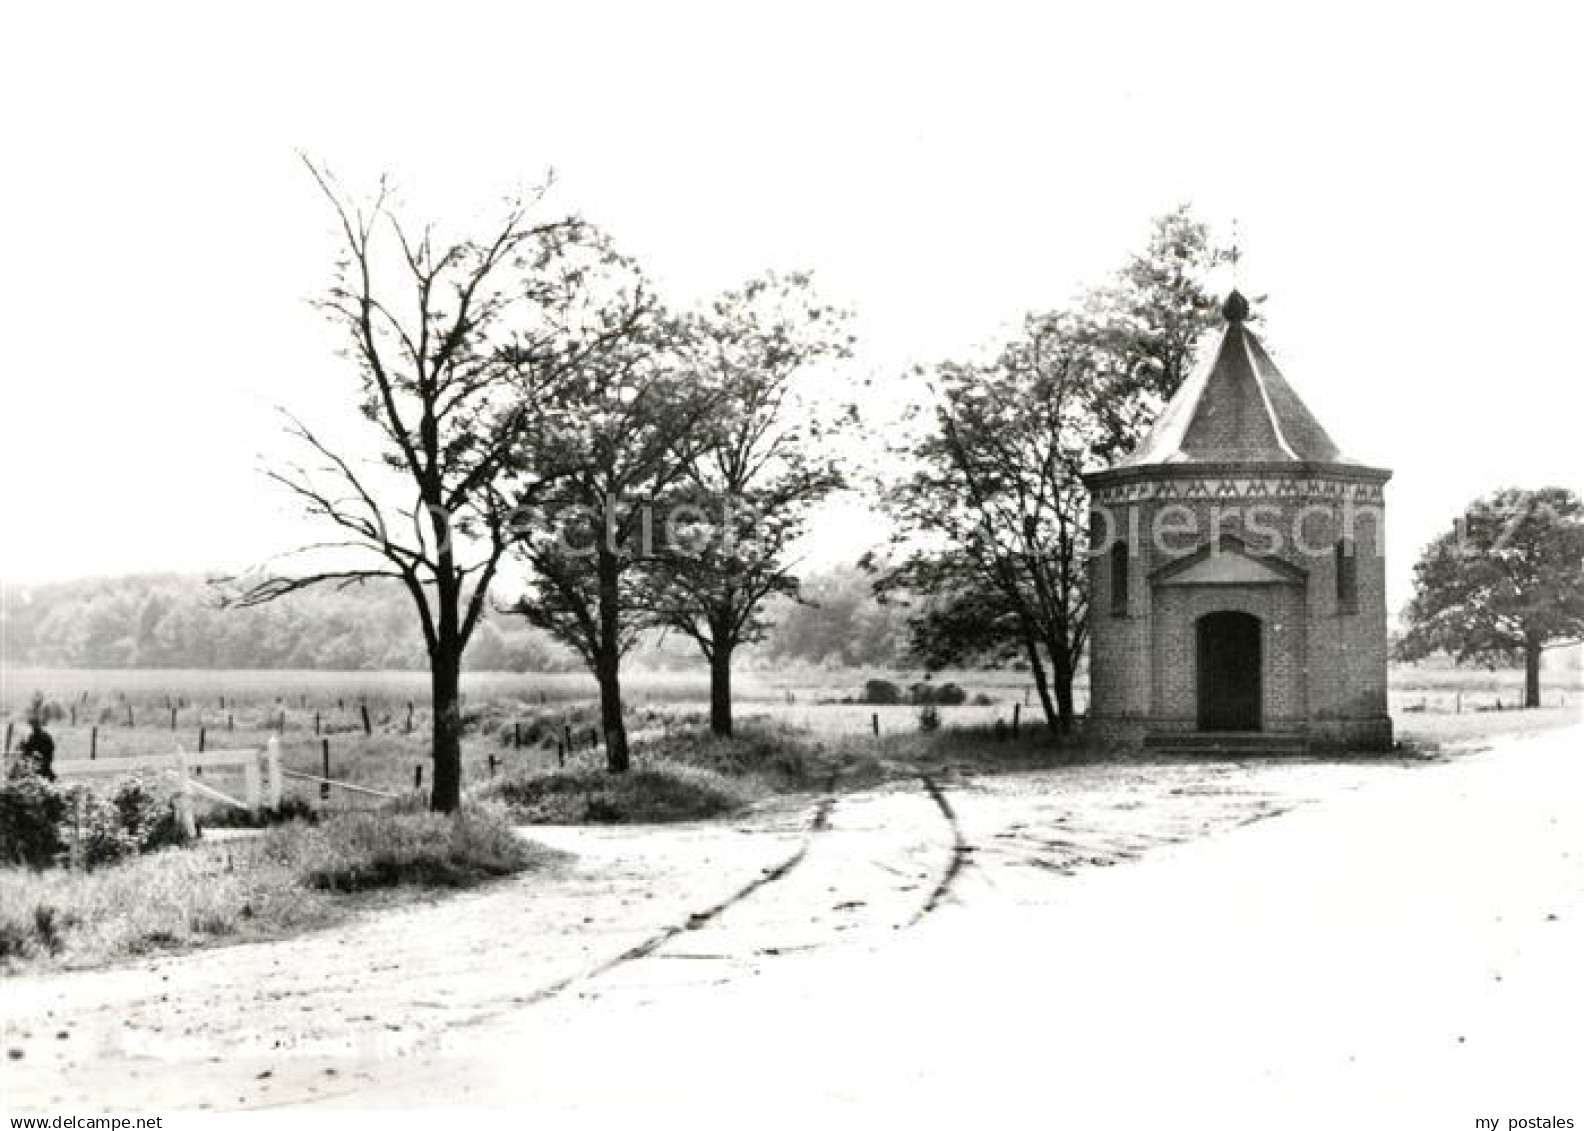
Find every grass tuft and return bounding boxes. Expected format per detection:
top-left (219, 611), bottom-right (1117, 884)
top-left (269, 805), bottom-right (538, 891)
top-left (0, 806), bottom-right (547, 970)
top-left (639, 720), bottom-right (887, 789)
top-left (484, 764), bottom-right (755, 824)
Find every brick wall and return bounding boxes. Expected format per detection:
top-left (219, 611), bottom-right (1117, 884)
top-left (1087, 474), bottom-right (1391, 749)
top-left (1150, 583), bottom-right (1307, 732)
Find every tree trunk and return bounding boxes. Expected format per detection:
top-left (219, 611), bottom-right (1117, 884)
top-left (597, 651), bottom-right (630, 772)
top-left (1049, 640), bottom-right (1076, 735)
top-left (1022, 631), bottom-right (1060, 734)
top-left (1524, 640), bottom-right (1542, 709)
top-left (429, 642), bottom-right (464, 812)
top-left (596, 546), bottom-right (630, 772)
top-left (709, 640), bottom-right (734, 737)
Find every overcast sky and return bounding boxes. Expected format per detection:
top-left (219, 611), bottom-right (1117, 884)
top-left (2, 0), bottom-right (1579, 616)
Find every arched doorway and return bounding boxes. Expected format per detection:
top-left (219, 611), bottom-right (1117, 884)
top-left (1197, 611), bottom-right (1262, 731)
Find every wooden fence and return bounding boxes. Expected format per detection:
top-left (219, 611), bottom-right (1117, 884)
top-left (54, 738), bottom-right (285, 835)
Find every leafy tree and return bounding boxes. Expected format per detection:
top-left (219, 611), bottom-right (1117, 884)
top-left (879, 312), bottom-right (1102, 733)
top-left (508, 261), bottom-right (712, 772)
top-left (227, 159), bottom-right (600, 811)
top-left (756, 564), bottom-right (912, 668)
top-left (0, 572), bottom-right (573, 673)
top-left (1397, 487), bottom-right (1584, 708)
top-left (878, 207), bottom-right (1231, 733)
top-left (1078, 204), bottom-right (1233, 459)
top-left (646, 273), bottom-right (852, 735)
top-left (895, 582), bottom-right (1022, 670)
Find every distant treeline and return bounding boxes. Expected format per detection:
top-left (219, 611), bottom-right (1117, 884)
top-left (0, 566), bottom-right (912, 672)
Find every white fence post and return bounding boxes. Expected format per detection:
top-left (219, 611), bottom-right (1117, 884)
top-left (265, 737), bottom-right (283, 811)
top-left (173, 746), bottom-right (198, 841)
top-left (243, 756), bottom-right (262, 818)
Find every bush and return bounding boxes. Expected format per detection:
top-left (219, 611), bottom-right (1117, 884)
top-left (0, 903), bottom-right (69, 961)
top-left (60, 776), bottom-right (192, 870)
top-left (0, 776), bottom-right (65, 868)
top-left (2, 773), bottom-right (191, 871)
top-left (863, 678), bottom-right (902, 705)
top-left (108, 775), bottom-right (189, 853)
top-left (911, 681), bottom-right (967, 706)
top-left (935, 682), bottom-right (967, 706)
top-left (198, 793), bottom-right (318, 829)
top-left (61, 786), bottom-right (138, 869)
top-left (918, 703), bottom-right (942, 732)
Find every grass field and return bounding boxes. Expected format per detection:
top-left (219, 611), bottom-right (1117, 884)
top-left (5, 661), bottom-right (1572, 723)
top-left (0, 665), bottom-right (1039, 715)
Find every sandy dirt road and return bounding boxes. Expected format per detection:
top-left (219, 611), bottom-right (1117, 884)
top-left (4, 733), bottom-right (1579, 1124)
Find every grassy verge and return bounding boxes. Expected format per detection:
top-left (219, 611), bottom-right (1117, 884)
top-left (1393, 703), bottom-right (1580, 750)
top-left (479, 720), bottom-right (882, 824)
top-left (478, 716), bottom-right (1031, 824)
top-left (484, 701), bottom-right (1584, 828)
top-left (0, 805), bottom-right (550, 972)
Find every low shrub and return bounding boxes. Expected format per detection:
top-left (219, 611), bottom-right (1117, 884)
top-left (910, 681), bottom-right (967, 706)
top-left (2, 773), bottom-right (192, 871)
top-left (0, 776), bottom-right (65, 868)
top-left (61, 785), bottom-right (138, 870)
top-left (0, 902), bottom-right (70, 960)
top-left (197, 793), bottom-right (319, 829)
top-left (108, 775), bottom-right (189, 853)
top-left (862, 679), bottom-right (902, 705)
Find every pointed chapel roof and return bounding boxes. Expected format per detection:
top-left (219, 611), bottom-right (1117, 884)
top-left (1108, 290), bottom-right (1377, 472)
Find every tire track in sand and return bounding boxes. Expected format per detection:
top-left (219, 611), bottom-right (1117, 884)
top-left (519, 783), bottom-right (838, 1005)
top-left (913, 774), bottom-right (972, 922)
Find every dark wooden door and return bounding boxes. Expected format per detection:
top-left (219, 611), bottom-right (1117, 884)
top-left (1197, 611), bottom-right (1262, 731)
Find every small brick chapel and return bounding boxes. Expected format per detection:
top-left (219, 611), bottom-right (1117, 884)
top-left (1082, 290), bottom-right (1393, 752)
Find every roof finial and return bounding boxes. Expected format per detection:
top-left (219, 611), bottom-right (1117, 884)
top-left (1221, 219), bottom-right (1249, 322)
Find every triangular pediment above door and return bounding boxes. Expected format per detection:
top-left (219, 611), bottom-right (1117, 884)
top-left (1151, 534), bottom-right (1307, 587)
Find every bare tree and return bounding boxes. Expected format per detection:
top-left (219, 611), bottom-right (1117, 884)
top-left (228, 158), bottom-right (595, 811)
